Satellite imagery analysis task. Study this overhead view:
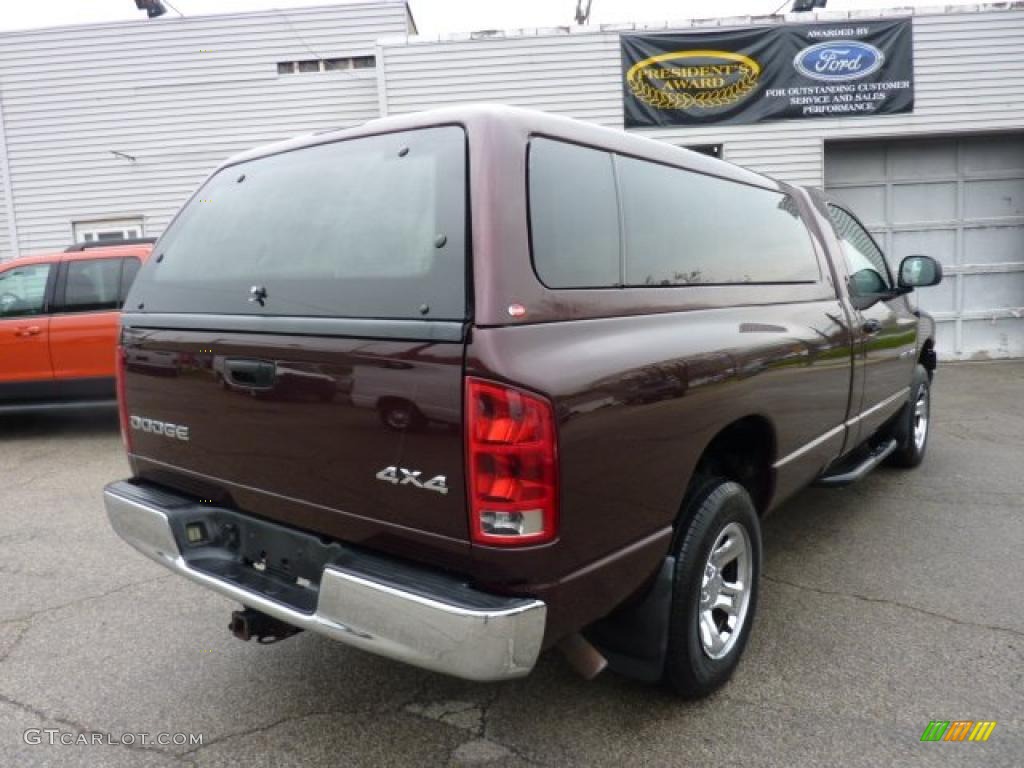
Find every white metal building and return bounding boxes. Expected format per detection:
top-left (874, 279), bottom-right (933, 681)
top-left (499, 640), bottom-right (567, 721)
top-left (0, 1), bottom-right (1021, 358)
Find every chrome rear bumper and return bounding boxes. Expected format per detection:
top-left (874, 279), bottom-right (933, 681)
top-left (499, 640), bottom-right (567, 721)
top-left (103, 481), bottom-right (546, 681)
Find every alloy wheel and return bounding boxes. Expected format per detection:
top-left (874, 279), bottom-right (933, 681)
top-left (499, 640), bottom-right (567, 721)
top-left (698, 521), bottom-right (753, 660)
top-left (913, 384), bottom-right (929, 453)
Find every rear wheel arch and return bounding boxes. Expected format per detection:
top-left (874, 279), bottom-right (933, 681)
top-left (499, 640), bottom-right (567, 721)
top-left (678, 416), bottom-right (777, 529)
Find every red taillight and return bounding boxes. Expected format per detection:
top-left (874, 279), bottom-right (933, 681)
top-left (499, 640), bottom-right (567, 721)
top-left (115, 344), bottom-right (132, 453)
top-left (465, 378), bottom-right (558, 546)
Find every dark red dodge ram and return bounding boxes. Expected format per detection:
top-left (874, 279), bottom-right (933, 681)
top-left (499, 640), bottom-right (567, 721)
top-left (104, 106), bottom-right (942, 697)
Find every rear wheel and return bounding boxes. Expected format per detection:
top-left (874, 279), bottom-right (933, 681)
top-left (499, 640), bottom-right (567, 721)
top-left (664, 479), bottom-right (761, 698)
top-left (886, 364), bottom-right (930, 468)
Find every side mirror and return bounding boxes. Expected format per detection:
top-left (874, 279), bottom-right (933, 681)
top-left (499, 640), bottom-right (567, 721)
top-left (898, 255), bottom-right (943, 289)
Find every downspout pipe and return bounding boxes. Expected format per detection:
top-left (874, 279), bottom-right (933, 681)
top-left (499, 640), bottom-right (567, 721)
top-left (0, 83), bottom-right (19, 260)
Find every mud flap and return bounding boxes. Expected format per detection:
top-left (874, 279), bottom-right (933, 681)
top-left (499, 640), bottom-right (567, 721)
top-left (584, 556), bottom-right (675, 683)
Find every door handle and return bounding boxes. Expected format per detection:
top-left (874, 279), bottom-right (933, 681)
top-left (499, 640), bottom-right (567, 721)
top-left (223, 358), bottom-right (276, 389)
top-left (14, 326), bottom-right (41, 337)
top-left (861, 319), bottom-right (882, 335)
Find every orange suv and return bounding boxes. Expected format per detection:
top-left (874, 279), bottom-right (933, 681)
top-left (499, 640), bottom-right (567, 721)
top-left (0, 239), bottom-right (152, 412)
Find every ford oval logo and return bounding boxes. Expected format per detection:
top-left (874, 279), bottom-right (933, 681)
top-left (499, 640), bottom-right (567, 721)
top-left (793, 41), bottom-right (885, 82)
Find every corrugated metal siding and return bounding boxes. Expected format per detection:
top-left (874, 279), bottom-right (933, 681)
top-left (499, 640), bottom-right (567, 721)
top-left (0, 1), bottom-right (409, 258)
top-left (380, 7), bottom-right (1024, 187)
top-left (381, 31), bottom-right (623, 125)
top-left (0, 168), bottom-right (9, 259)
top-left (0, 91), bottom-right (11, 259)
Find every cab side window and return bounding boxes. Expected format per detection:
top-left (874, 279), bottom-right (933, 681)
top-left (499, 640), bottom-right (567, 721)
top-left (617, 157), bottom-right (820, 286)
top-left (827, 204), bottom-right (892, 296)
top-left (63, 258), bottom-right (125, 312)
top-left (0, 263), bottom-right (52, 318)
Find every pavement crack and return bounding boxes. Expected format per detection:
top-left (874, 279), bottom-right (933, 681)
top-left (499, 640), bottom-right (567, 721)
top-left (0, 621), bottom-right (30, 664)
top-left (179, 709), bottom-right (349, 757)
top-left (473, 688), bottom-right (501, 741)
top-left (400, 685), bottom-right (551, 766)
top-left (0, 691), bottom-right (196, 766)
top-left (478, 689), bottom-right (501, 739)
top-left (389, 675), bottom-right (433, 715)
top-left (764, 574), bottom-right (1024, 638)
top-left (476, 688), bottom-right (552, 767)
top-left (1, 573), bottom-right (175, 624)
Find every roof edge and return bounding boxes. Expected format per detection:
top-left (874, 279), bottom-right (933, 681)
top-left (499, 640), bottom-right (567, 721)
top-left (379, 1), bottom-right (1024, 47)
top-left (0, 0), bottom-right (410, 39)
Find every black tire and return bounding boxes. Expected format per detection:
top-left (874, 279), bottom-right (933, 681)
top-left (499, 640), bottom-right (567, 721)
top-left (664, 479), bottom-right (762, 698)
top-left (886, 364), bottom-right (930, 469)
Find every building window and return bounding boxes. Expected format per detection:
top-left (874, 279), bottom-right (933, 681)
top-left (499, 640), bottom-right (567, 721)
top-left (73, 218), bottom-right (144, 244)
top-left (276, 56), bottom-right (376, 75)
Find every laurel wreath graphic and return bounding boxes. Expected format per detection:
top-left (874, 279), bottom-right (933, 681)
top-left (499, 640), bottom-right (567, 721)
top-left (627, 65), bottom-right (760, 110)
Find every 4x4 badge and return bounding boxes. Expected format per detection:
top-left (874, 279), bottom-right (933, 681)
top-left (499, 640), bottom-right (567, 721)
top-left (375, 466), bottom-right (449, 495)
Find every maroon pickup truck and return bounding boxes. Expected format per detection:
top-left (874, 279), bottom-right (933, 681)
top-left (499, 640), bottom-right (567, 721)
top-left (103, 105), bottom-right (942, 698)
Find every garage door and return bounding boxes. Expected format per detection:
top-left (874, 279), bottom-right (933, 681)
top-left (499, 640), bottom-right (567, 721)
top-left (824, 135), bottom-right (1024, 360)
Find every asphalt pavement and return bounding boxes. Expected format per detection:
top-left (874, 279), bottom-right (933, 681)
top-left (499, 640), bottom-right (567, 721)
top-left (1, 361), bottom-right (1021, 767)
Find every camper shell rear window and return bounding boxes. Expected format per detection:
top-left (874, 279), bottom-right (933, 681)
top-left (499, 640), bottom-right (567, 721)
top-left (128, 126), bottom-right (467, 320)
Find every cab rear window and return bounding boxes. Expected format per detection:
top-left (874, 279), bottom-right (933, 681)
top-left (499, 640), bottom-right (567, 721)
top-left (129, 126), bottom-right (467, 320)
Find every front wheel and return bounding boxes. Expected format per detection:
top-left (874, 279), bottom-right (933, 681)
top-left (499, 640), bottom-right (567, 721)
top-left (664, 479), bottom-right (762, 698)
top-left (886, 364), bottom-right (930, 468)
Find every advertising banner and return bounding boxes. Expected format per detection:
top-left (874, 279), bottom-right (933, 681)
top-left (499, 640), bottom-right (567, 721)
top-left (621, 19), bottom-right (914, 127)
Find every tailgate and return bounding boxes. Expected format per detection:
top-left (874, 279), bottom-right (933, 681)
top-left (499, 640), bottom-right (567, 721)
top-left (121, 324), bottom-right (469, 547)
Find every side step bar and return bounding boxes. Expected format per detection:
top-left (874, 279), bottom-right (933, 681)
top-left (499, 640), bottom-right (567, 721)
top-left (814, 439), bottom-right (898, 488)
